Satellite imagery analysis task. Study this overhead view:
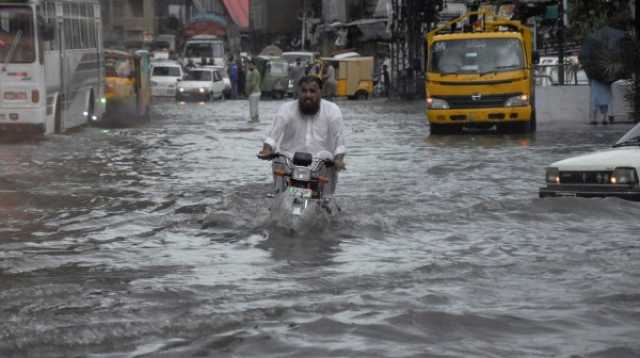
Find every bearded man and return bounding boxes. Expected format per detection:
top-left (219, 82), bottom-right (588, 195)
top-left (258, 76), bottom-right (347, 194)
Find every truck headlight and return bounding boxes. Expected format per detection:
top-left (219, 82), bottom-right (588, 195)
top-left (505, 94), bottom-right (529, 107)
top-left (545, 167), bottom-right (560, 184)
top-left (427, 97), bottom-right (449, 109)
top-left (610, 167), bottom-right (638, 184)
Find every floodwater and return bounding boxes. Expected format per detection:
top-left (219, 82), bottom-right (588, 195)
top-left (1, 98), bottom-right (639, 358)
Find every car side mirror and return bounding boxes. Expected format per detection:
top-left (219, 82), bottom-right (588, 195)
top-left (533, 51), bottom-right (540, 64)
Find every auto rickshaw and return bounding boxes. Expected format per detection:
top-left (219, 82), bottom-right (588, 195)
top-left (255, 55), bottom-right (289, 99)
top-left (103, 49), bottom-right (152, 124)
top-left (320, 56), bottom-right (374, 100)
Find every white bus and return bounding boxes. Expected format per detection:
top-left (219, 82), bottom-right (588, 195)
top-left (0, 0), bottom-right (104, 135)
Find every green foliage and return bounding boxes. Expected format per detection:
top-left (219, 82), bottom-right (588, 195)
top-left (567, 0), bottom-right (611, 40)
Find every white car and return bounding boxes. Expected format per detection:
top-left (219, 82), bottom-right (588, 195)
top-left (539, 122), bottom-right (640, 201)
top-left (202, 65), bottom-right (231, 98)
top-left (176, 68), bottom-right (225, 102)
top-left (151, 61), bottom-right (184, 97)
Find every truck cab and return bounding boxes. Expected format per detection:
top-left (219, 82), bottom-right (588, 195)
top-left (425, 11), bottom-right (536, 134)
top-left (181, 35), bottom-right (225, 67)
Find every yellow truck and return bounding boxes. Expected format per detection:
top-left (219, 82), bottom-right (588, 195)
top-left (425, 11), bottom-right (536, 134)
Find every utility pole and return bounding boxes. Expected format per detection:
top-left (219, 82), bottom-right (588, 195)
top-left (635, 0), bottom-right (639, 121)
top-left (301, 0), bottom-right (307, 50)
top-left (557, 0), bottom-right (565, 85)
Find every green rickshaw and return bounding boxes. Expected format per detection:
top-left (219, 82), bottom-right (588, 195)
top-left (255, 55), bottom-right (290, 99)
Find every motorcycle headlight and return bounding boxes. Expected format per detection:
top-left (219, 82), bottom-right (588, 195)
top-left (427, 97), bottom-right (449, 109)
top-left (610, 167), bottom-right (638, 184)
top-left (178, 88), bottom-right (184, 93)
top-left (505, 94), bottom-right (529, 107)
top-left (545, 167), bottom-right (560, 184)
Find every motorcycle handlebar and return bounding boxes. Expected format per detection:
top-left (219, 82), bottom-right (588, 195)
top-left (257, 152), bottom-right (284, 161)
top-left (257, 152), bottom-right (335, 167)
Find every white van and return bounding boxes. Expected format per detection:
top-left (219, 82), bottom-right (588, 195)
top-left (151, 61), bottom-right (184, 97)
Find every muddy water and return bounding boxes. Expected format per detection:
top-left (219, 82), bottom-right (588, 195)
top-left (1, 98), bottom-right (639, 357)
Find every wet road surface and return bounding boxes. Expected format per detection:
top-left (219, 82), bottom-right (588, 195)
top-left (1, 98), bottom-right (639, 357)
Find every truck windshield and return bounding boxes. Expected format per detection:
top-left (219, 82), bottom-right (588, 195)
top-left (430, 38), bottom-right (523, 74)
top-left (185, 42), bottom-right (224, 59)
top-left (0, 6), bottom-right (35, 64)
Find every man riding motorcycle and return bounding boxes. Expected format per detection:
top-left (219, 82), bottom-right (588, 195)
top-left (258, 75), bottom-right (347, 195)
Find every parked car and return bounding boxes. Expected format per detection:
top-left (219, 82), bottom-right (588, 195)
top-left (176, 67), bottom-right (225, 102)
top-left (151, 61), bottom-right (184, 97)
top-left (539, 122), bottom-right (640, 201)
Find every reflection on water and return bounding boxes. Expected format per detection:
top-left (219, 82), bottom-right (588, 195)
top-left (1, 98), bottom-right (639, 357)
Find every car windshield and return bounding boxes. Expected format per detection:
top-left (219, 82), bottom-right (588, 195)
top-left (152, 66), bottom-right (181, 76)
top-left (185, 70), bottom-right (212, 81)
top-left (430, 38), bottom-right (524, 74)
top-left (0, 6), bottom-right (35, 64)
top-left (614, 122), bottom-right (640, 147)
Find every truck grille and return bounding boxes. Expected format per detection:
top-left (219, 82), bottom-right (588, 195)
top-left (439, 93), bottom-right (519, 109)
top-left (560, 171), bottom-right (613, 184)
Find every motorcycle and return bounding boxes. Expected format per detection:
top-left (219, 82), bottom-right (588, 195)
top-left (259, 151), bottom-right (340, 229)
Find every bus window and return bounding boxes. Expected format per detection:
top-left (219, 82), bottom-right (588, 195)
top-left (0, 6), bottom-right (35, 63)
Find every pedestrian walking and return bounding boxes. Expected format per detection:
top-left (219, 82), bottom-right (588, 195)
top-left (237, 60), bottom-right (246, 98)
top-left (246, 60), bottom-right (262, 122)
top-left (321, 62), bottom-right (336, 100)
top-left (590, 78), bottom-right (612, 125)
top-left (289, 57), bottom-right (306, 98)
top-left (382, 64), bottom-right (390, 98)
top-left (228, 58), bottom-right (239, 99)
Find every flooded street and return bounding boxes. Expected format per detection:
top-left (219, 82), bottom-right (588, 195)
top-left (1, 98), bottom-right (639, 357)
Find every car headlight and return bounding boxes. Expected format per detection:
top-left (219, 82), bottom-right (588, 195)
top-left (427, 97), bottom-right (449, 109)
top-left (545, 167), bottom-right (560, 184)
top-left (178, 88), bottom-right (184, 93)
top-left (505, 94), bottom-right (529, 107)
top-left (199, 88), bottom-right (205, 93)
top-left (151, 81), bottom-right (158, 86)
top-left (611, 167), bottom-right (638, 184)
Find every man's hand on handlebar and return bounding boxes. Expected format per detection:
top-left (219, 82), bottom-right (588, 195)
top-left (257, 144), bottom-right (273, 160)
top-left (334, 154), bottom-right (346, 171)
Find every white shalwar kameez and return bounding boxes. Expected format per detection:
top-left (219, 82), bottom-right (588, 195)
top-left (264, 99), bottom-right (346, 195)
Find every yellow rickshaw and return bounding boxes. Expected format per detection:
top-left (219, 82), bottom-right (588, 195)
top-left (103, 49), bottom-right (152, 123)
top-left (320, 56), bottom-right (374, 100)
